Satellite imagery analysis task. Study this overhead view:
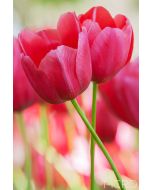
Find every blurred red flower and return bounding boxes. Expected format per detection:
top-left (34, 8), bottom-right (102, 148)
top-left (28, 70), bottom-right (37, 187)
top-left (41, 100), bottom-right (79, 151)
top-left (99, 57), bottom-right (139, 128)
top-left (79, 6), bottom-right (134, 83)
top-left (96, 96), bottom-right (119, 142)
top-left (13, 37), bottom-right (40, 111)
top-left (48, 111), bottom-right (70, 155)
top-left (49, 103), bottom-right (68, 114)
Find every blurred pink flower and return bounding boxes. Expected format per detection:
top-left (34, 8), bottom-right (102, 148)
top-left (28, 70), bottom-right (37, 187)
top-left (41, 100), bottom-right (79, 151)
top-left (100, 57), bottom-right (139, 127)
top-left (13, 37), bottom-right (40, 111)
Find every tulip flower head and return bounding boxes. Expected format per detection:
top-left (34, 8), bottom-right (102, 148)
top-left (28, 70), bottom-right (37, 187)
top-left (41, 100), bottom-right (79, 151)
top-left (79, 6), bottom-right (134, 83)
top-left (100, 57), bottom-right (139, 128)
top-left (19, 13), bottom-right (92, 104)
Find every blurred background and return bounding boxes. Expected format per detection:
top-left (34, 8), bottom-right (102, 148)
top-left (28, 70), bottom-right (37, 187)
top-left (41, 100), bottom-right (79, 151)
top-left (13, 0), bottom-right (139, 190)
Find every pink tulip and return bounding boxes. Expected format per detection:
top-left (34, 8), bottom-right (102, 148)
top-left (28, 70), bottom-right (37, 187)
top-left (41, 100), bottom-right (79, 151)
top-left (99, 57), bottom-right (139, 128)
top-left (79, 6), bottom-right (134, 83)
top-left (19, 15), bottom-right (91, 104)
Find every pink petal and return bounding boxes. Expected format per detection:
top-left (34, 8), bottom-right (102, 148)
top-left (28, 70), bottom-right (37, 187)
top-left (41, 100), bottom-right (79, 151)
top-left (91, 26), bottom-right (132, 82)
top-left (82, 20), bottom-right (101, 46)
top-left (100, 58), bottom-right (139, 127)
top-left (96, 97), bottom-right (118, 142)
top-left (37, 28), bottom-right (60, 42)
top-left (114, 15), bottom-right (134, 63)
top-left (22, 55), bottom-right (63, 103)
top-left (76, 29), bottom-right (92, 90)
top-left (79, 6), bottom-right (115, 29)
top-left (114, 14), bottom-right (127, 29)
top-left (19, 29), bottom-right (60, 66)
top-left (57, 12), bottom-right (81, 48)
top-left (13, 38), bottom-right (40, 111)
top-left (39, 46), bottom-right (80, 101)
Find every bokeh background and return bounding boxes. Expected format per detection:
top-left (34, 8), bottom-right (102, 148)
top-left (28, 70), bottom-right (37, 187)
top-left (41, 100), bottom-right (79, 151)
top-left (13, 0), bottom-right (139, 190)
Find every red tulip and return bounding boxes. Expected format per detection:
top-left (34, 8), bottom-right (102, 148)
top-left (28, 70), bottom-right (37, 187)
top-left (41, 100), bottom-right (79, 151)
top-left (48, 112), bottom-right (69, 155)
top-left (49, 103), bottom-right (68, 114)
top-left (96, 97), bottom-right (118, 142)
top-left (79, 6), bottom-right (134, 83)
top-left (99, 57), bottom-right (139, 128)
top-left (13, 37), bottom-right (40, 111)
top-left (19, 17), bottom-right (92, 104)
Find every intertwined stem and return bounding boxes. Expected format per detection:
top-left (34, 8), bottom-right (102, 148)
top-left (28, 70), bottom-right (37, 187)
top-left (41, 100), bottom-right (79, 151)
top-left (71, 99), bottom-right (126, 190)
top-left (90, 82), bottom-right (97, 190)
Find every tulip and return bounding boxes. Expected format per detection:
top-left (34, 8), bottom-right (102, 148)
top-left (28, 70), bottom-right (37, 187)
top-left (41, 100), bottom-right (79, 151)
top-left (19, 17), bottom-right (92, 104)
top-left (99, 57), bottom-right (139, 128)
top-left (96, 97), bottom-right (118, 142)
top-left (79, 6), bottom-right (134, 83)
top-left (48, 111), bottom-right (70, 155)
top-left (13, 37), bottom-right (40, 111)
top-left (49, 103), bottom-right (68, 114)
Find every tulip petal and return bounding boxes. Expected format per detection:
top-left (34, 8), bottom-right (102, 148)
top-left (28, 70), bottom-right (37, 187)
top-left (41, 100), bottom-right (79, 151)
top-left (100, 59), bottom-right (139, 127)
top-left (91, 26), bottom-right (132, 82)
top-left (124, 24), bottom-right (134, 63)
top-left (96, 98), bottom-right (118, 142)
top-left (19, 29), bottom-right (60, 66)
top-left (22, 56), bottom-right (63, 103)
top-left (79, 6), bottom-right (115, 29)
top-left (114, 15), bottom-right (134, 63)
top-left (57, 12), bottom-right (81, 48)
top-left (39, 46), bottom-right (81, 101)
top-left (82, 20), bottom-right (101, 46)
top-left (13, 38), bottom-right (40, 111)
top-left (76, 30), bottom-right (92, 90)
top-left (114, 14), bottom-right (127, 29)
top-left (37, 28), bottom-right (60, 42)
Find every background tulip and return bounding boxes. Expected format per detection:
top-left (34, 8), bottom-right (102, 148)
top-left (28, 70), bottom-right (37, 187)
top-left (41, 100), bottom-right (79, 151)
top-left (49, 103), bottom-right (67, 114)
top-left (13, 37), bottom-right (40, 111)
top-left (96, 96), bottom-right (119, 143)
top-left (19, 24), bottom-right (92, 104)
top-left (48, 111), bottom-right (70, 156)
top-left (99, 57), bottom-right (139, 128)
top-left (79, 6), bottom-right (134, 83)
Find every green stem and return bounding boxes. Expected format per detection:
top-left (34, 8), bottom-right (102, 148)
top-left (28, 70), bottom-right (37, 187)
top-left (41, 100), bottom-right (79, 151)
top-left (40, 104), bottom-right (49, 148)
top-left (16, 112), bottom-right (31, 190)
top-left (40, 104), bottom-right (51, 190)
top-left (71, 99), bottom-right (126, 190)
top-left (90, 82), bottom-right (97, 190)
